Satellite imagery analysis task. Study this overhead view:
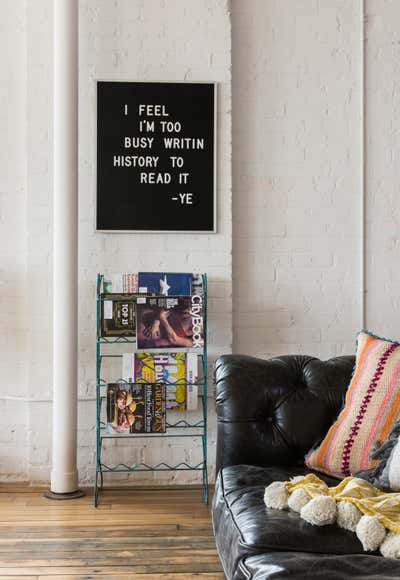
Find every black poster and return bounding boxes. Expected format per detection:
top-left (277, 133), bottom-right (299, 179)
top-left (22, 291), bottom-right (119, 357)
top-left (96, 81), bottom-right (216, 232)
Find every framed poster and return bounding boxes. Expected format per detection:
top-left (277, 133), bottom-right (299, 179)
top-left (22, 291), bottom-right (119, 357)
top-left (96, 81), bottom-right (216, 232)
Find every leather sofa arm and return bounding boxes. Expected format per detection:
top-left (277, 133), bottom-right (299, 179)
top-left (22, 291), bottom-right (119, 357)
top-left (214, 353), bottom-right (354, 474)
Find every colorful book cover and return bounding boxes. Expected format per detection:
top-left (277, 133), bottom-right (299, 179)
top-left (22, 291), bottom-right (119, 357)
top-left (106, 383), bottom-right (144, 433)
top-left (103, 273), bottom-right (138, 294)
top-left (144, 383), bottom-right (166, 433)
top-left (106, 382), bottom-right (166, 433)
top-left (101, 294), bottom-right (136, 337)
top-left (136, 296), bottom-right (204, 350)
top-left (135, 352), bottom-right (186, 410)
top-left (122, 352), bottom-right (199, 411)
top-left (138, 272), bottom-right (192, 296)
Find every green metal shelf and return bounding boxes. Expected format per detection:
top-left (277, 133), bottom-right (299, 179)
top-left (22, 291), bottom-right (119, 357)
top-left (101, 433), bottom-right (204, 439)
top-left (97, 380), bottom-right (206, 387)
top-left (94, 272), bottom-right (208, 508)
top-left (100, 419), bottom-right (205, 429)
top-left (100, 461), bottom-right (205, 472)
top-left (97, 336), bottom-right (137, 344)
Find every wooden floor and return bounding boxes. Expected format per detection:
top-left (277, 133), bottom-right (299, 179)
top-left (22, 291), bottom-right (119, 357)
top-left (0, 485), bottom-right (224, 579)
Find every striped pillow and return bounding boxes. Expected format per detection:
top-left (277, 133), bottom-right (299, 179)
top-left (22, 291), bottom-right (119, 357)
top-left (306, 331), bottom-right (400, 479)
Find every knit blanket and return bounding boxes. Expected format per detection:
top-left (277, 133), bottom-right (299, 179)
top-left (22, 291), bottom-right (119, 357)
top-left (286, 473), bottom-right (400, 534)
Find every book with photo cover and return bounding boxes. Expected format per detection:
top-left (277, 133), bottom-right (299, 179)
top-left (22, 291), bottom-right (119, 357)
top-left (136, 296), bottom-right (204, 350)
top-left (103, 273), bottom-right (138, 294)
top-left (100, 294), bottom-right (136, 337)
top-left (106, 382), bottom-right (166, 433)
top-left (138, 272), bottom-right (192, 296)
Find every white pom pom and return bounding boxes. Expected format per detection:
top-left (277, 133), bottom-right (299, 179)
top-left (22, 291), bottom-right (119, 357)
top-left (337, 501), bottom-right (363, 532)
top-left (356, 515), bottom-right (386, 552)
top-left (264, 481), bottom-right (289, 510)
top-left (300, 495), bottom-right (337, 526)
top-left (290, 475), bottom-right (306, 484)
top-left (380, 531), bottom-right (400, 559)
top-left (288, 487), bottom-right (311, 513)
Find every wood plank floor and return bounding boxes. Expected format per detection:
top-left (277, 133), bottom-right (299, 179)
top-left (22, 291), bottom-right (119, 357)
top-left (0, 486), bottom-right (224, 579)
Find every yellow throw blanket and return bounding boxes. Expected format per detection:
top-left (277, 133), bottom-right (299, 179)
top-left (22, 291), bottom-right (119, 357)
top-left (286, 474), bottom-right (400, 534)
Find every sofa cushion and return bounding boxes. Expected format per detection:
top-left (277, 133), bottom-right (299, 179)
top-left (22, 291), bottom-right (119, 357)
top-left (215, 354), bottom-right (355, 473)
top-left (212, 464), bottom-right (368, 580)
top-left (240, 552), bottom-right (400, 580)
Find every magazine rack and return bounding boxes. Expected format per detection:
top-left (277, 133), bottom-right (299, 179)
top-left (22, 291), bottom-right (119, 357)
top-left (94, 273), bottom-right (208, 507)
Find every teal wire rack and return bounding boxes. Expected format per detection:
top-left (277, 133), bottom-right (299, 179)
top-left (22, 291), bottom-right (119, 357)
top-left (94, 273), bottom-right (208, 507)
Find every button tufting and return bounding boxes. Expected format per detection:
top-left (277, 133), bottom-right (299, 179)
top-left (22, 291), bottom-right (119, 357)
top-left (214, 353), bottom-right (356, 473)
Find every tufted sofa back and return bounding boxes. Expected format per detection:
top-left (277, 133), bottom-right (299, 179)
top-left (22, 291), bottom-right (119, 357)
top-left (214, 354), bottom-right (355, 473)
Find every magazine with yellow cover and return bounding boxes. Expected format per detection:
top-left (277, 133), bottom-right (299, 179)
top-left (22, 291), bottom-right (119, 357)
top-left (135, 352), bottom-right (186, 411)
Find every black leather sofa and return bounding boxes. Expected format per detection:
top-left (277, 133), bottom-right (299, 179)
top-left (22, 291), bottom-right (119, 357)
top-left (212, 354), bottom-right (400, 579)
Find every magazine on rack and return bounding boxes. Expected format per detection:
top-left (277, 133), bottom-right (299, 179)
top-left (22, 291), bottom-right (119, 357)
top-left (122, 352), bottom-right (199, 410)
top-left (100, 294), bottom-right (136, 337)
top-left (106, 382), bottom-right (166, 433)
top-left (103, 273), bottom-right (138, 294)
top-left (186, 353), bottom-right (199, 411)
top-left (138, 272), bottom-right (192, 296)
top-left (136, 296), bottom-right (204, 350)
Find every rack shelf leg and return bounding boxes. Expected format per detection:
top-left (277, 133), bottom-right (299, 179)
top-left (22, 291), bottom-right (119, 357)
top-left (202, 426), bottom-right (209, 505)
top-left (94, 471), bottom-right (99, 507)
top-left (203, 462), bottom-right (209, 505)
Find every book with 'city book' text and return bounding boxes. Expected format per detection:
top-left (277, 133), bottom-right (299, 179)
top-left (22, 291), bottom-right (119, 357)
top-left (136, 296), bottom-right (204, 350)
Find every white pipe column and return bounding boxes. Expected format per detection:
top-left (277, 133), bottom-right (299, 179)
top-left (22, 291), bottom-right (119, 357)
top-left (50, 0), bottom-right (80, 495)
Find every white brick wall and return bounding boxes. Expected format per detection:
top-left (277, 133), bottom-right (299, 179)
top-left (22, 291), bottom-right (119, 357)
top-left (0, 0), bottom-right (29, 480)
top-left (77, 0), bottom-right (232, 485)
top-left (0, 0), bottom-right (232, 485)
top-left (232, 0), bottom-right (363, 359)
top-left (232, 0), bottom-right (400, 362)
top-left (364, 0), bottom-right (400, 337)
top-left (2, 0), bottom-right (400, 484)
top-left (25, 0), bottom-right (54, 485)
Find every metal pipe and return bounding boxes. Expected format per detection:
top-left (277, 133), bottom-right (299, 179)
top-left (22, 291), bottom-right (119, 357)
top-left (49, 0), bottom-right (80, 496)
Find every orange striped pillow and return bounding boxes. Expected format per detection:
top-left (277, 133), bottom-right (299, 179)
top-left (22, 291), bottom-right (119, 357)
top-left (306, 331), bottom-right (400, 479)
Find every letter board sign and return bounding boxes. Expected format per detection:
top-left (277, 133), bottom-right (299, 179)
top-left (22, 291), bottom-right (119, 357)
top-left (96, 81), bottom-right (216, 232)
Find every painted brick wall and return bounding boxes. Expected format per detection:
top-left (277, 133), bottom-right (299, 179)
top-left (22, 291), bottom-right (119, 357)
top-left (0, 0), bottom-right (29, 480)
top-left (6, 0), bottom-right (232, 485)
top-left (364, 0), bottom-right (400, 336)
top-left (77, 0), bottom-right (232, 485)
top-left (2, 0), bottom-right (400, 484)
top-left (232, 0), bottom-right (363, 359)
top-left (26, 0), bottom-right (54, 483)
